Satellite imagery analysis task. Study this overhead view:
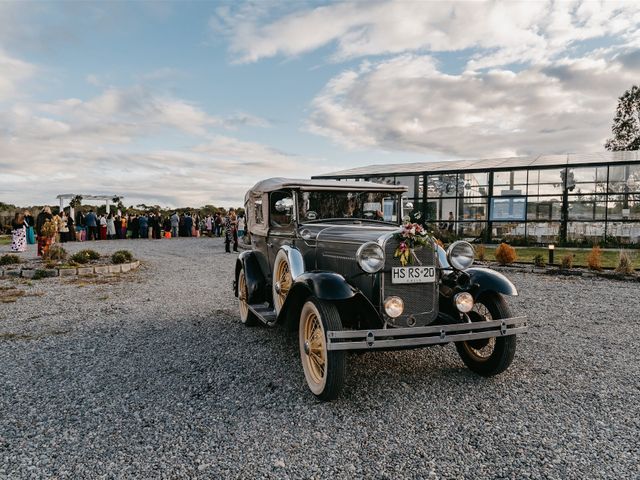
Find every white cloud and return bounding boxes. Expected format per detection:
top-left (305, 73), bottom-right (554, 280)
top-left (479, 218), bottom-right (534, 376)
top-left (214, 0), bottom-right (640, 160)
top-left (0, 84), bottom-right (303, 207)
top-left (213, 1), bottom-right (640, 68)
top-left (0, 49), bottom-right (35, 102)
top-left (308, 50), bottom-right (640, 158)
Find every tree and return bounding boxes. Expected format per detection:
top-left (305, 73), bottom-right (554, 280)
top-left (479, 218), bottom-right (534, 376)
top-left (605, 85), bottom-right (640, 151)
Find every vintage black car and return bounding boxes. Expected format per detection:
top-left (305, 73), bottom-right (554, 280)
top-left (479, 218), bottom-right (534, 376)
top-left (234, 178), bottom-right (526, 400)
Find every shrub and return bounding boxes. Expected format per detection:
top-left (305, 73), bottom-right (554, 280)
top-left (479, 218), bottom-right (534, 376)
top-left (476, 244), bottom-right (486, 262)
top-left (495, 243), bottom-right (517, 265)
top-left (32, 269), bottom-right (52, 280)
top-left (615, 251), bottom-right (635, 275)
top-left (71, 249), bottom-right (101, 264)
top-left (586, 246), bottom-right (603, 271)
top-left (560, 254), bottom-right (574, 270)
top-left (43, 245), bottom-right (67, 262)
top-left (111, 250), bottom-right (134, 264)
top-left (533, 254), bottom-right (546, 268)
top-left (0, 254), bottom-right (21, 265)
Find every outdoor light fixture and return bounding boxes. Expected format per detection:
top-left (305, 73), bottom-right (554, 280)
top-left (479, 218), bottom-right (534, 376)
top-left (548, 244), bottom-right (555, 265)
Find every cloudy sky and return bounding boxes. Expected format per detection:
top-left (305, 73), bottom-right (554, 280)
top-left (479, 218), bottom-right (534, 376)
top-left (1, 1), bottom-right (639, 208)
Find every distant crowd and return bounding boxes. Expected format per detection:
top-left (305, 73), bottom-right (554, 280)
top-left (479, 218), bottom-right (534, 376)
top-left (9, 207), bottom-right (246, 256)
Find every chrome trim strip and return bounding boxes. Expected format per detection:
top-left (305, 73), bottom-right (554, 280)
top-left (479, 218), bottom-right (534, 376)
top-left (326, 316), bottom-right (527, 351)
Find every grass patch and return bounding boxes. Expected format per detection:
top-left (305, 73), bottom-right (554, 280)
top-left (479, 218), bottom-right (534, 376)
top-left (0, 236), bottom-right (11, 246)
top-left (483, 246), bottom-right (639, 269)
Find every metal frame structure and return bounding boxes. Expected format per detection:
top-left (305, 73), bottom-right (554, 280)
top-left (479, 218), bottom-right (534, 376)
top-left (55, 194), bottom-right (124, 215)
top-left (313, 152), bottom-right (640, 245)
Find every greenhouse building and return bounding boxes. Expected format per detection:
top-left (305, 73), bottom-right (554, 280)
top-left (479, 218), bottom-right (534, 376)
top-left (313, 151), bottom-right (640, 246)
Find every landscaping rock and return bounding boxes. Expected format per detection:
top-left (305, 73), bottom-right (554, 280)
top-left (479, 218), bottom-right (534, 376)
top-left (20, 269), bottom-right (35, 278)
top-left (58, 267), bottom-right (78, 277)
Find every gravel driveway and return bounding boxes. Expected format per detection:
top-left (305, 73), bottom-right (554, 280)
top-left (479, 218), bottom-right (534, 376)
top-left (1, 238), bottom-right (638, 479)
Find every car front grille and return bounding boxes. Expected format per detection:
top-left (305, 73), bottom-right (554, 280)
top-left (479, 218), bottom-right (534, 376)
top-left (382, 237), bottom-right (438, 327)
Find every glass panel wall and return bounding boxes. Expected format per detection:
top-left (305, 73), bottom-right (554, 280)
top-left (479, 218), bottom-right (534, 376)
top-left (348, 162), bottom-right (640, 245)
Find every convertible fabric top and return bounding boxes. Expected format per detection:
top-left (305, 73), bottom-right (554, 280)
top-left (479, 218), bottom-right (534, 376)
top-left (247, 177), bottom-right (408, 197)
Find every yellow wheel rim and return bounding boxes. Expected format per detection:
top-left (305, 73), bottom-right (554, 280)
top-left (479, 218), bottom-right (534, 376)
top-left (462, 302), bottom-right (496, 361)
top-left (300, 304), bottom-right (327, 389)
top-left (238, 271), bottom-right (249, 321)
top-left (274, 258), bottom-right (292, 311)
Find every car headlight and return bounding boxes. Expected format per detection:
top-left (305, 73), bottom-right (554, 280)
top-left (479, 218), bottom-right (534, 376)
top-left (356, 242), bottom-right (385, 273)
top-left (384, 296), bottom-right (404, 318)
top-left (447, 241), bottom-right (475, 270)
top-left (454, 292), bottom-right (474, 313)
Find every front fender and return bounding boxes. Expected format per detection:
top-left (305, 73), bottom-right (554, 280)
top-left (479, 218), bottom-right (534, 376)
top-left (293, 272), bottom-right (358, 300)
top-left (235, 251), bottom-right (266, 304)
top-left (277, 272), bottom-right (358, 330)
top-left (467, 267), bottom-right (518, 299)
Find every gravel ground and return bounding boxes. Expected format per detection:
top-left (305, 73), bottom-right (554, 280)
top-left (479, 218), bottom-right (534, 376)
top-left (1, 238), bottom-right (638, 479)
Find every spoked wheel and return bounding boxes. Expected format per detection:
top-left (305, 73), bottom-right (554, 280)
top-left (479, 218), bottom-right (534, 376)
top-left (238, 268), bottom-right (259, 326)
top-left (272, 250), bottom-right (292, 314)
top-left (299, 298), bottom-right (345, 401)
top-left (455, 292), bottom-right (517, 377)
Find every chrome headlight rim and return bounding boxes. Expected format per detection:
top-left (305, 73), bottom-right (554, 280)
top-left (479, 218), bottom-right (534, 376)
top-left (446, 241), bottom-right (475, 270)
top-left (356, 241), bottom-right (385, 274)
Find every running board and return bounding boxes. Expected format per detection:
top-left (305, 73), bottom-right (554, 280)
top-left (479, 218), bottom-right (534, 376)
top-left (248, 304), bottom-right (277, 325)
top-left (326, 317), bottom-right (527, 351)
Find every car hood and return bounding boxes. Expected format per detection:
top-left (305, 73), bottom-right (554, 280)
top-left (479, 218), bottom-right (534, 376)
top-left (302, 223), bottom-right (400, 245)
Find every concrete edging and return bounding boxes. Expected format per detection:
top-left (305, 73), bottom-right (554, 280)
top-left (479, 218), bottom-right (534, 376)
top-left (0, 260), bottom-right (140, 279)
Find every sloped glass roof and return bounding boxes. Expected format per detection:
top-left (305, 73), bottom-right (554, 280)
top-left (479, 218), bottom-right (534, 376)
top-left (313, 151), bottom-right (640, 178)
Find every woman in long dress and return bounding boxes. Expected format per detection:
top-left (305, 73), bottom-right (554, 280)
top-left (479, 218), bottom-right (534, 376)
top-left (11, 213), bottom-right (27, 252)
top-left (106, 214), bottom-right (116, 239)
top-left (24, 210), bottom-right (35, 244)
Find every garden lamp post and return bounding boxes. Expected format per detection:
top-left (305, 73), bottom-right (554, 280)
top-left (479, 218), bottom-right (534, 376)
top-left (548, 244), bottom-right (555, 265)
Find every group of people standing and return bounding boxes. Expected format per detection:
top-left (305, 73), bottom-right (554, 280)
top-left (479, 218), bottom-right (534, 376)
top-left (9, 206), bottom-right (247, 255)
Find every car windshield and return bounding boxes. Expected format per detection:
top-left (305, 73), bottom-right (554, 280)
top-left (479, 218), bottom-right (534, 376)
top-left (298, 191), bottom-right (399, 223)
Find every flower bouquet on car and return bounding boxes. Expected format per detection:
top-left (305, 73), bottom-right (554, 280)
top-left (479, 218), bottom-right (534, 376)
top-left (394, 223), bottom-right (432, 266)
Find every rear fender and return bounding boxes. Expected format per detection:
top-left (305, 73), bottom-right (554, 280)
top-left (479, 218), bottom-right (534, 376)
top-left (467, 267), bottom-right (518, 299)
top-left (235, 251), bottom-right (267, 304)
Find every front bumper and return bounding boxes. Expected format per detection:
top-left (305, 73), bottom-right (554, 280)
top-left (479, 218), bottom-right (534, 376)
top-left (326, 317), bottom-right (527, 351)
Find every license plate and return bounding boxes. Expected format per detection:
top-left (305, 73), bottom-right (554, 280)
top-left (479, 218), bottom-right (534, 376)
top-left (391, 266), bottom-right (436, 284)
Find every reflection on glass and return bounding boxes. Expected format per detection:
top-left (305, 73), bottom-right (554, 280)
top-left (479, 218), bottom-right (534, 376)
top-left (527, 197), bottom-right (561, 220)
top-left (395, 176), bottom-right (416, 197)
top-left (494, 170), bottom-right (527, 186)
top-left (490, 197), bottom-right (526, 221)
top-left (426, 174), bottom-right (463, 197)
top-left (462, 199), bottom-right (486, 220)
top-left (608, 165), bottom-right (640, 193)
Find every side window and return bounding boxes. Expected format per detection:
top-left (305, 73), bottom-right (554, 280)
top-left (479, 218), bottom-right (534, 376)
top-left (254, 199), bottom-right (264, 224)
top-left (270, 190), bottom-right (294, 227)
